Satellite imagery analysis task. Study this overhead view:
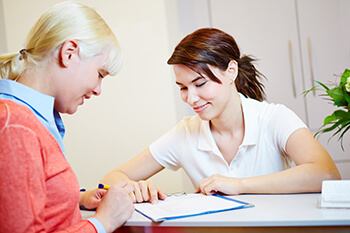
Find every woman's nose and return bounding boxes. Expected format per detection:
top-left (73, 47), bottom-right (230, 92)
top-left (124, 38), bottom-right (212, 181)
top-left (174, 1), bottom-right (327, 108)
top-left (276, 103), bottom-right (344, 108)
top-left (93, 80), bottom-right (102, 96)
top-left (186, 88), bottom-right (200, 105)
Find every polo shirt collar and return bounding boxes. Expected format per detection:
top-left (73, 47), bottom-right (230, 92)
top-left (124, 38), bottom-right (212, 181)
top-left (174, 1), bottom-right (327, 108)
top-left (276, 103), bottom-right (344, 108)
top-left (239, 93), bottom-right (258, 146)
top-left (198, 120), bottom-right (214, 151)
top-left (197, 93), bottom-right (258, 152)
top-left (0, 79), bottom-right (56, 124)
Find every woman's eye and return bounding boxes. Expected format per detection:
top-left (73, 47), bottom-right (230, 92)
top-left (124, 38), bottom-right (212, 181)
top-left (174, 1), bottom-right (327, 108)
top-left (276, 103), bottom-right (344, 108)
top-left (196, 81), bottom-right (207, 87)
top-left (180, 87), bottom-right (187, 91)
top-left (98, 72), bottom-right (104, 79)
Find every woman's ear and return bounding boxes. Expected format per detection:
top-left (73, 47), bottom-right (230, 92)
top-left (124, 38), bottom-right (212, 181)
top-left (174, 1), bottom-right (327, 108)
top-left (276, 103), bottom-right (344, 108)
top-left (59, 39), bottom-right (79, 67)
top-left (227, 60), bottom-right (238, 82)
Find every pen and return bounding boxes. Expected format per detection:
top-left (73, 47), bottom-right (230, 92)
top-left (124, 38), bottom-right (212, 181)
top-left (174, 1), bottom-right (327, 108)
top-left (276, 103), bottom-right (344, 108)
top-left (98, 183), bottom-right (134, 196)
top-left (98, 183), bottom-right (110, 189)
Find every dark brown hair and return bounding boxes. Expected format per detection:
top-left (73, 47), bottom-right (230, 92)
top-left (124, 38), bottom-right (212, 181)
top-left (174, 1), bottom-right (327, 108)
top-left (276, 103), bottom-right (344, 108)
top-left (167, 28), bottom-right (266, 101)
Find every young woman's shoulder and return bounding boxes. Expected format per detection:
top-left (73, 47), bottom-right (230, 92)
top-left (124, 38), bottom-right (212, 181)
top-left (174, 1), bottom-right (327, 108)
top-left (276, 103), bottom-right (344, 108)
top-left (178, 115), bottom-right (204, 134)
top-left (153, 115), bottom-right (204, 145)
top-left (241, 94), bottom-right (296, 119)
top-left (241, 94), bottom-right (306, 132)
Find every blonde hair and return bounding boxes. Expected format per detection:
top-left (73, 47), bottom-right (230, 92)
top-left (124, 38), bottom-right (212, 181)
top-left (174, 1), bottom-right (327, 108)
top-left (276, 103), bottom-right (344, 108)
top-left (0, 1), bottom-right (122, 80)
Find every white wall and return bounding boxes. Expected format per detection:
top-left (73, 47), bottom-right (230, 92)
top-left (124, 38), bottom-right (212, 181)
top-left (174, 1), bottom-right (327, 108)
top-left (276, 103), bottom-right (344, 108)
top-left (0, 0), bottom-right (7, 54)
top-left (1, 0), bottom-right (194, 192)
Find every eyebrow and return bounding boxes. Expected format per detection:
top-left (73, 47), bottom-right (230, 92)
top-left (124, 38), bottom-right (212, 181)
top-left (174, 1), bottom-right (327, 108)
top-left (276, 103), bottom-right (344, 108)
top-left (175, 76), bottom-right (204, 85)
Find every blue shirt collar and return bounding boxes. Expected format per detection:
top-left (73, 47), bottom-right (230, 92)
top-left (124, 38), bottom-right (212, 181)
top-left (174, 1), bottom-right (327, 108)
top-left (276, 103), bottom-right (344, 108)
top-left (0, 79), bottom-right (55, 123)
top-left (0, 79), bottom-right (65, 140)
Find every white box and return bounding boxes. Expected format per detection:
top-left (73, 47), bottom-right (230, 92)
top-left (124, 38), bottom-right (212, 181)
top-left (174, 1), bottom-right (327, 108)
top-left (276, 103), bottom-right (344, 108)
top-left (319, 180), bottom-right (350, 208)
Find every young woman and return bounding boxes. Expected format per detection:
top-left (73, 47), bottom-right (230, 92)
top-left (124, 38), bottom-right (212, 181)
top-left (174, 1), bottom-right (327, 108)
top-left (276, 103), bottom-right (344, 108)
top-left (101, 28), bottom-right (341, 204)
top-left (0, 2), bottom-right (134, 233)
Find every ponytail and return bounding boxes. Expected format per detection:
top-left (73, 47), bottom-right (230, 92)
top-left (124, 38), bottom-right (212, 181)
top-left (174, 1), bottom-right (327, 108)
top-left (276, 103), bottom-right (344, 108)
top-left (0, 51), bottom-right (25, 80)
top-left (236, 55), bottom-right (265, 101)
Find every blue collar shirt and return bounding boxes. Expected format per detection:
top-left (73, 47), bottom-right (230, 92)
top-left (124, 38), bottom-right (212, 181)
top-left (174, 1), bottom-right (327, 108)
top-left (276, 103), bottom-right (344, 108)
top-left (0, 79), bottom-right (65, 156)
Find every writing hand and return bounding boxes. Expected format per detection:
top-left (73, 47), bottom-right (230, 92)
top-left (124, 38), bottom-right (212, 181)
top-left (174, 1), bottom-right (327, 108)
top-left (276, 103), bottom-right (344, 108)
top-left (94, 180), bottom-right (135, 232)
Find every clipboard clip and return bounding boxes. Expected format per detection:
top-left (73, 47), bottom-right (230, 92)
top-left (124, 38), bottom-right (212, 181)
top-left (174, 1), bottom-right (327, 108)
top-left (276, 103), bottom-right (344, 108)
top-left (166, 192), bottom-right (187, 197)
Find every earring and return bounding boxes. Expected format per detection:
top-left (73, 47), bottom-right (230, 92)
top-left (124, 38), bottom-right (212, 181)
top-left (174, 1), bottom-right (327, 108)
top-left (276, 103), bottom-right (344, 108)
top-left (230, 79), bottom-right (234, 84)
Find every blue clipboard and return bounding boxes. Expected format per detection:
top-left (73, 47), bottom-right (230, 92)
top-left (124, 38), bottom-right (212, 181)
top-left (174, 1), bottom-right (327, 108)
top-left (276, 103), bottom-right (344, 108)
top-left (134, 193), bottom-right (254, 222)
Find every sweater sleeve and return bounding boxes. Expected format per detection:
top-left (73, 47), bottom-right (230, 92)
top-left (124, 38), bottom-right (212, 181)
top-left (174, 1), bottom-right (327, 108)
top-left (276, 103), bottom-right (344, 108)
top-left (54, 220), bottom-right (97, 233)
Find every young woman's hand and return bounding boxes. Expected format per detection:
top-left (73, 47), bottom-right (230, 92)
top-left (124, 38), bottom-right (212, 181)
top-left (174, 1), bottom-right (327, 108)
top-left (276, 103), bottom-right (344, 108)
top-left (79, 188), bottom-right (107, 210)
top-left (93, 180), bottom-right (135, 232)
top-left (131, 179), bottom-right (167, 204)
top-left (196, 174), bottom-right (242, 195)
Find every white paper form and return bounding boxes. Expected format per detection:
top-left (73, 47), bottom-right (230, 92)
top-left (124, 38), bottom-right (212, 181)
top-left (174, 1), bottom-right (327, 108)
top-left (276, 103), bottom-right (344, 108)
top-left (134, 193), bottom-right (254, 222)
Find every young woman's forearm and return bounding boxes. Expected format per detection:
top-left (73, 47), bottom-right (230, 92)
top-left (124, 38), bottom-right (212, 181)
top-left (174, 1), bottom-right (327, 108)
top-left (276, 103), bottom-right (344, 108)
top-left (239, 162), bottom-right (341, 194)
top-left (101, 169), bottom-right (134, 185)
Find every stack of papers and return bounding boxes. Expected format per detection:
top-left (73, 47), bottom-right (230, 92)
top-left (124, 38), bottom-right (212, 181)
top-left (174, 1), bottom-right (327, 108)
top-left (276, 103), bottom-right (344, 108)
top-left (134, 193), bottom-right (254, 222)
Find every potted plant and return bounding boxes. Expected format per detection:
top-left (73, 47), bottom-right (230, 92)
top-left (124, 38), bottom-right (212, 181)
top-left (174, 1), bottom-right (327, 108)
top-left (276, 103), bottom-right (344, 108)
top-left (304, 69), bottom-right (350, 150)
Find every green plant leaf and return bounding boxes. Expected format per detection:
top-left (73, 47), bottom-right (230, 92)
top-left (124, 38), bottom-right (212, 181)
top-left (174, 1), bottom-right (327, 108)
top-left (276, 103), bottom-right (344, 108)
top-left (340, 69), bottom-right (350, 84)
top-left (337, 122), bottom-right (350, 151)
top-left (321, 118), bottom-right (349, 134)
top-left (321, 121), bottom-right (343, 133)
top-left (324, 115), bottom-right (336, 125)
top-left (327, 87), bottom-right (345, 102)
top-left (320, 119), bottom-right (350, 137)
top-left (339, 124), bottom-right (350, 140)
top-left (332, 119), bottom-right (350, 136)
top-left (340, 119), bottom-right (350, 128)
top-left (342, 87), bottom-right (350, 106)
top-left (302, 85), bottom-right (325, 96)
top-left (331, 121), bottom-right (350, 151)
top-left (333, 110), bottom-right (350, 120)
top-left (333, 100), bottom-right (348, 107)
top-left (315, 80), bottom-right (330, 90)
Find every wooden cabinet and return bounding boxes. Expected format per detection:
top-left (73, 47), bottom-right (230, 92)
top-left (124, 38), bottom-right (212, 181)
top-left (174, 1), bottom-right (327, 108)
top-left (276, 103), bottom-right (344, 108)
top-left (210, 0), bottom-right (307, 121)
top-left (296, 0), bottom-right (350, 178)
top-left (209, 0), bottom-right (350, 178)
top-left (297, 0), bottom-right (350, 130)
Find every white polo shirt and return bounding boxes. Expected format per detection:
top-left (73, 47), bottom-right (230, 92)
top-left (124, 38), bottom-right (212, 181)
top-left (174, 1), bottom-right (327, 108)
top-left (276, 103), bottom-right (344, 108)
top-left (149, 93), bottom-right (307, 187)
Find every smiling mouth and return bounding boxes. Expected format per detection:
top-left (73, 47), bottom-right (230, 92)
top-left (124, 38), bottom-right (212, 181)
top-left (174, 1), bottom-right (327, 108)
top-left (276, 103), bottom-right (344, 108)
top-left (80, 95), bottom-right (91, 105)
top-left (193, 103), bottom-right (209, 113)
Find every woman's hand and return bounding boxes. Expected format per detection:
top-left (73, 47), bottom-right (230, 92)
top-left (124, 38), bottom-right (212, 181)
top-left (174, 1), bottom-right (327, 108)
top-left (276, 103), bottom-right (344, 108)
top-left (79, 188), bottom-right (107, 210)
top-left (132, 179), bottom-right (167, 204)
top-left (93, 180), bottom-right (135, 233)
top-left (196, 174), bottom-right (242, 195)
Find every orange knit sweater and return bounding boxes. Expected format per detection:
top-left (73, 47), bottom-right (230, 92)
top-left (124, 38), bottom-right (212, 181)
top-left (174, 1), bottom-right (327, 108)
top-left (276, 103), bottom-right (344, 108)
top-left (0, 100), bottom-right (97, 233)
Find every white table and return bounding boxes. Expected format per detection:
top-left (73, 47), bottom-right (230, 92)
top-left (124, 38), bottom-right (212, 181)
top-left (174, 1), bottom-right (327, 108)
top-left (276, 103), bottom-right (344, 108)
top-left (81, 193), bottom-right (350, 232)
